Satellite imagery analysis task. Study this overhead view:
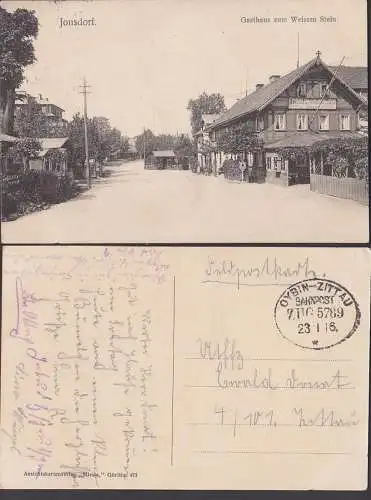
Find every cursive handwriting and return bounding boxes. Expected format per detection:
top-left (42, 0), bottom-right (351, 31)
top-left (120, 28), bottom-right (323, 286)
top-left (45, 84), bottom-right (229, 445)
top-left (3, 248), bottom-right (170, 487)
top-left (204, 256), bottom-right (317, 289)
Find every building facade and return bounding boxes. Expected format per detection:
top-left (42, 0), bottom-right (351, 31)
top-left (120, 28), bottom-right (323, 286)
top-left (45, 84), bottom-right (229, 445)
top-left (199, 53), bottom-right (367, 188)
top-left (14, 91), bottom-right (68, 137)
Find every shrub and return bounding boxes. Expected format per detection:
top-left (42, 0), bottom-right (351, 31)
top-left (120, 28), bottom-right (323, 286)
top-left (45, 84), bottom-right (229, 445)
top-left (1, 170), bottom-right (75, 219)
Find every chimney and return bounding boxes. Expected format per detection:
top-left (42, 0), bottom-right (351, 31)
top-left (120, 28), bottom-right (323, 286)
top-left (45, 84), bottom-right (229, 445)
top-left (269, 75), bottom-right (281, 84)
top-left (256, 83), bottom-right (264, 90)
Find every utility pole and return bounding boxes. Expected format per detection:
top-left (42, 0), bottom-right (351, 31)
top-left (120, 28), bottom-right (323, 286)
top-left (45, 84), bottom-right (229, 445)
top-left (79, 77), bottom-right (91, 188)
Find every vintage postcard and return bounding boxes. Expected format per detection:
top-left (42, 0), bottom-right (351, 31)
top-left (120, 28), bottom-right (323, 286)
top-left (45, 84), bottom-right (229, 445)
top-left (0, 0), bottom-right (368, 243)
top-left (1, 246), bottom-right (369, 489)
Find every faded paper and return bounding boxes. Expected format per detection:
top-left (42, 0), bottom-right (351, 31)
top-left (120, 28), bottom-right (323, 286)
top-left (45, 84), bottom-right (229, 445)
top-left (1, 0), bottom-right (368, 244)
top-left (0, 246), bottom-right (369, 490)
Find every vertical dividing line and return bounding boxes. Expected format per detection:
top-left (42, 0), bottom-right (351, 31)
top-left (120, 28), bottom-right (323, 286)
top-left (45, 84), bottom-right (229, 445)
top-left (171, 275), bottom-right (176, 466)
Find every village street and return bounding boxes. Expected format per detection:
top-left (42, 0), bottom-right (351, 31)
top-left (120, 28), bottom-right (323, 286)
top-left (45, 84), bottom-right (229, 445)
top-left (2, 160), bottom-right (368, 243)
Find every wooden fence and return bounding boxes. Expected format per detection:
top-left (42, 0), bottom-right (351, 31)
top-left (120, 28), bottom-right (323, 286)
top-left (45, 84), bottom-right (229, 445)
top-left (310, 174), bottom-right (368, 204)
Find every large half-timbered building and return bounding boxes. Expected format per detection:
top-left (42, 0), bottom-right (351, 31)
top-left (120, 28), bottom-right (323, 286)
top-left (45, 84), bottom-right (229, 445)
top-left (199, 52), bottom-right (367, 189)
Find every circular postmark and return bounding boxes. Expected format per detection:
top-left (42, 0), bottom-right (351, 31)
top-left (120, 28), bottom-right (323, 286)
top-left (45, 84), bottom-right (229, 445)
top-left (274, 278), bottom-right (361, 350)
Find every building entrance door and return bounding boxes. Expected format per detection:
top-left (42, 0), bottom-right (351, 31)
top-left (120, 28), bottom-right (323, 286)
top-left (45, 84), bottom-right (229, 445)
top-left (288, 157), bottom-right (310, 185)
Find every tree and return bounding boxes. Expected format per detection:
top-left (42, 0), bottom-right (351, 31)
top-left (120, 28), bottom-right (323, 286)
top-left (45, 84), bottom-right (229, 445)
top-left (68, 114), bottom-right (127, 176)
top-left (187, 92), bottom-right (226, 135)
top-left (0, 6), bottom-right (39, 134)
top-left (120, 135), bottom-right (130, 156)
top-left (174, 133), bottom-right (195, 157)
top-left (217, 122), bottom-right (262, 154)
top-left (279, 135), bottom-right (368, 181)
top-left (6, 137), bottom-right (41, 170)
top-left (135, 129), bottom-right (156, 157)
top-left (154, 133), bottom-right (176, 151)
top-left (68, 114), bottom-right (86, 174)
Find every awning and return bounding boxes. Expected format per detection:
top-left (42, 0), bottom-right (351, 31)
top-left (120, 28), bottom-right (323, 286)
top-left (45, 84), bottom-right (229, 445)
top-left (38, 137), bottom-right (69, 149)
top-left (152, 150), bottom-right (175, 158)
top-left (265, 131), bottom-right (360, 149)
top-left (0, 133), bottom-right (19, 143)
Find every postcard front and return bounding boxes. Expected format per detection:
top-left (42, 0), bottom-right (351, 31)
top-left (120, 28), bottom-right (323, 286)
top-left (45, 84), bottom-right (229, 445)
top-left (1, 246), bottom-right (369, 489)
top-left (0, 0), bottom-right (368, 243)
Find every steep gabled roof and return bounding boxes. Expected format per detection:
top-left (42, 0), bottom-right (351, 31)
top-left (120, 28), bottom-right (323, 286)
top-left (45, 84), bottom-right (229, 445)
top-left (39, 137), bottom-right (69, 150)
top-left (208, 56), bottom-right (366, 130)
top-left (328, 66), bottom-right (368, 90)
top-left (208, 58), bottom-right (316, 129)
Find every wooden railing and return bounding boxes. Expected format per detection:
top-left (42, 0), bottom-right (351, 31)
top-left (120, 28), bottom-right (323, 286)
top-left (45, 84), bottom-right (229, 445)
top-left (310, 174), bottom-right (368, 204)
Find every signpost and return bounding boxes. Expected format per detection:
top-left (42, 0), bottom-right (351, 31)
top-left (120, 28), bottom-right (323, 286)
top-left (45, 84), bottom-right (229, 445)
top-left (239, 160), bottom-right (247, 182)
top-left (288, 98), bottom-right (337, 110)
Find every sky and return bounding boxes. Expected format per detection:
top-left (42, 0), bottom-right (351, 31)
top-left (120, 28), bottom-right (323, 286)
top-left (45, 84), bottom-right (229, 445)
top-left (3, 0), bottom-right (367, 137)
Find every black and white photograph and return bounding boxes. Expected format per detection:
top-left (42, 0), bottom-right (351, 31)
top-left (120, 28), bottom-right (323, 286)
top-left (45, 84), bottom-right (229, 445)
top-left (0, 0), bottom-right (368, 243)
top-left (0, 0), bottom-right (370, 492)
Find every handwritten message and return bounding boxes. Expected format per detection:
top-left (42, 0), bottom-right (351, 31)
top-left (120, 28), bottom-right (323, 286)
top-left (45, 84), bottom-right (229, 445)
top-left (1, 247), bottom-right (173, 488)
top-left (1, 247), bottom-right (369, 490)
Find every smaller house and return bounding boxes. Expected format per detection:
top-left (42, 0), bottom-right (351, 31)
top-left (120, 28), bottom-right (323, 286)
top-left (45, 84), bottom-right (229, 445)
top-left (145, 150), bottom-right (176, 169)
top-left (35, 94), bottom-right (64, 120)
top-left (15, 91), bottom-right (68, 138)
top-left (29, 137), bottom-right (70, 174)
top-left (15, 92), bottom-right (65, 120)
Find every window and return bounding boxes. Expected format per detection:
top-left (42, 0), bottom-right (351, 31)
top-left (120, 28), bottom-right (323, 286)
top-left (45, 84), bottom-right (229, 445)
top-left (319, 114), bottom-right (329, 131)
top-left (297, 82), bottom-right (306, 97)
top-left (296, 114), bottom-right (308, 130)
top-left (273, 113), bottom-right (286, 130)
top-left (339, 114), bottom-right (350, 130)
top-left (256, 115), bottom-right (264, 131)
top-left (266, 157), bottom-right (272, 170)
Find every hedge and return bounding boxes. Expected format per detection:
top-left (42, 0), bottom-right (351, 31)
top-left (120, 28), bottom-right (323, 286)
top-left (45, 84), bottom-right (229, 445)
top-left (1, 170), bottom-right (74, 219)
